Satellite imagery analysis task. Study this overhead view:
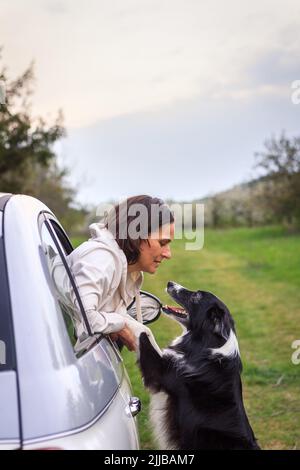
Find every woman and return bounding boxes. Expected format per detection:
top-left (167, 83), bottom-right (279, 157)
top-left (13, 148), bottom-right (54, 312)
top-left (51, 195), bottom-right (174, 352)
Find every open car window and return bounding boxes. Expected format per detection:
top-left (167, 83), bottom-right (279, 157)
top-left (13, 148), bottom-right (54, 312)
top-left (39, 214), bottom-right (97, 355)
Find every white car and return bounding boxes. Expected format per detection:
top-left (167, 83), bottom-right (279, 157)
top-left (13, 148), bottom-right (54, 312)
top-left (0, 193), bottom-right (153, 450)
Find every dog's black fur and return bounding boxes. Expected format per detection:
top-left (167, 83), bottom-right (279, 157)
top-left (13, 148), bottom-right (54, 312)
top-left (139, 281), bottom-right (260, 450)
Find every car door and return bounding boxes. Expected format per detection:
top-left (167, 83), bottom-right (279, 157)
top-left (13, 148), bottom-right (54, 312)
top-left (3, 194), bottom-right (139, 449)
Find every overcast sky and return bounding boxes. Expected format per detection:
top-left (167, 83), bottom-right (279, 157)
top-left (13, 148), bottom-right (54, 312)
top-left (2, 0), bottom-right (300, 205)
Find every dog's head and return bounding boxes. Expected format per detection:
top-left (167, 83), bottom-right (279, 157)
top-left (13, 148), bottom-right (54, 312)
top-left (163, 281), bottom-right (236, 349)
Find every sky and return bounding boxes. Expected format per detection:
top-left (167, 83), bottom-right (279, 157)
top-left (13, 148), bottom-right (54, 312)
top-left (2, 0), bottom-right (300, 205)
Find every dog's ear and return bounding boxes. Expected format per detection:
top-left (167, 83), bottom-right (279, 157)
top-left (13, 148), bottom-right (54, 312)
top-left (209, 306), bottom-right (229, 340)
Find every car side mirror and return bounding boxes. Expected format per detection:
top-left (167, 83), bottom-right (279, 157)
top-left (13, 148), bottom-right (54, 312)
top-left (127, 291), bottom-right (162, 325)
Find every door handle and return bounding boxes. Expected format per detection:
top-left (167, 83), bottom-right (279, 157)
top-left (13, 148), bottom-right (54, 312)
top-left (129, 396), bottom-right (141, 417)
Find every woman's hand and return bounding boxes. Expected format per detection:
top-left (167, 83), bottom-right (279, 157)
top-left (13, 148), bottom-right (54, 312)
top-left (110, 325), bottom-right (137, 351)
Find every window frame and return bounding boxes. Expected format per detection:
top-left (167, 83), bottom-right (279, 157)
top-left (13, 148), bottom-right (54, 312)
top-left (38, 211), bottom-right (104, 350)
top-left (0, 197), bottom-right (17, 372)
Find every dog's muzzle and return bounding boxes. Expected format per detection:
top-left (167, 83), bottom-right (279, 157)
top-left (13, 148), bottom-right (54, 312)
top-left (162, 305), bottom-right (188, 319)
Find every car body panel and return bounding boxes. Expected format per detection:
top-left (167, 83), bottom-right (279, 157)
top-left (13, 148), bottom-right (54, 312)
top-left (23, 379), bottom-right (139, 450)
top-left (0, 371), bottom-right (20, 442)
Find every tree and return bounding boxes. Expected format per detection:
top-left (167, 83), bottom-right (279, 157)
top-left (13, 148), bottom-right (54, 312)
top-left (0, 50), bottom-right (85, 232)
top-left (209, 195), bottom-right (225, 228)
top-left (255, 132), bottom-right (300, 227)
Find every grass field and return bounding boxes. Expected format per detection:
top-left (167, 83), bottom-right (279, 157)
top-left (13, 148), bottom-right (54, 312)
top-left (73, 226), bottom-right (300, 449)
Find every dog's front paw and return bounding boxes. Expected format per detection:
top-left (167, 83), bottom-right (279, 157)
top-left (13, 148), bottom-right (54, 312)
top-left (136, 332), bottom-right (150, 362)
top-left (139, 331), bottom-right (151, 348)
top-left (138, 332), bottom-right (165, 392)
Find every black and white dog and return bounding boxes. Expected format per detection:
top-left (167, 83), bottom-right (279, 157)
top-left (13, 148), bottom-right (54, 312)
top-left (139, 281), bottom-right (260, 450)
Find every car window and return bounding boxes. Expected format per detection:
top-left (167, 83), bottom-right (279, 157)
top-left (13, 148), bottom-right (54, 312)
top-left (40, 216), bottom-right (96, 356)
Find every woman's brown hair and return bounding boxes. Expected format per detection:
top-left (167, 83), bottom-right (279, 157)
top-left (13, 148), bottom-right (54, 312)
top-left (104, 195), bottom-right (174, 265)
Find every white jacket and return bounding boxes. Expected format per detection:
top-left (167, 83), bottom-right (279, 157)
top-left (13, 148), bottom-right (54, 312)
top-left (50, 222), bottom-right (161, 353)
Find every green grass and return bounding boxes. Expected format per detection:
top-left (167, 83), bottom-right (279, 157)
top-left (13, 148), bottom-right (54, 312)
top-left (72, 226), bottom-right (300, 450)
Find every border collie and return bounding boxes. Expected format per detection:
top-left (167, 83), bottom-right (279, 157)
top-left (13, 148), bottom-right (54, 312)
top-left (138, 281), bottom-right (260, 450)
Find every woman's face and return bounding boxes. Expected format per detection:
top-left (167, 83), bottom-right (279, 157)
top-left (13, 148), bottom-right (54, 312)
top-left (137, 222), bottom-right (175, 274)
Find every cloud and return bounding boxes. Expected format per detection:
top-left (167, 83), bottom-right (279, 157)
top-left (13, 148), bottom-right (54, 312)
top-left (45, 1), bottom-right (68, 15)
top-left (62, 88), bottom-right (300, 204)
top-left (3, 1), bottom-right (300, 204)
top-left (3, 0), bottom-right (300, 126)
top-left (247, 49), bottom-right (300, 87)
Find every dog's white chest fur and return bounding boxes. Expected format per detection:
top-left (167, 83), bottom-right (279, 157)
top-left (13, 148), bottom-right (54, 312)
top-left (149, 392), bottom-right (177, 450)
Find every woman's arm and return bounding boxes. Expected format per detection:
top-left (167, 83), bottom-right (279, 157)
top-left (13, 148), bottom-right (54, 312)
top-left (67, 244), bottom-right (128, 334)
